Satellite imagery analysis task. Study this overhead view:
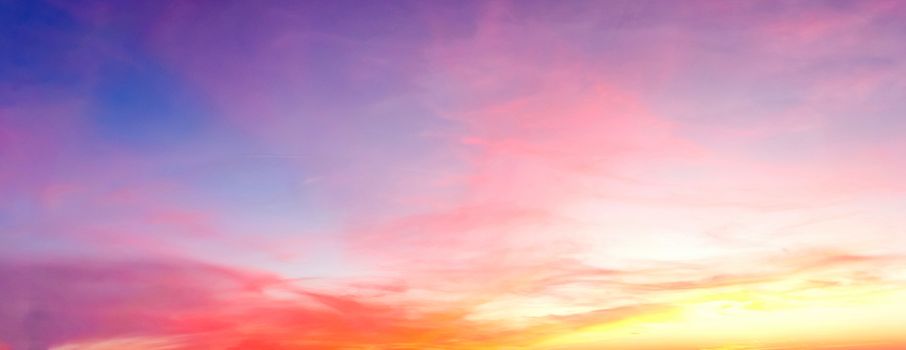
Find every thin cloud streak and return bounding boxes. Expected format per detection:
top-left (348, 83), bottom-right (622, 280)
top-left (2, 0), bottom-right (906, 349)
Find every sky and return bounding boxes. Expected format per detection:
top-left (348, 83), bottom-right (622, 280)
top-left (1, 0), bottom-right (906, 349)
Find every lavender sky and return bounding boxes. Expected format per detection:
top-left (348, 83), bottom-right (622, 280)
top-left (2, 1), bottom-right (906, 349)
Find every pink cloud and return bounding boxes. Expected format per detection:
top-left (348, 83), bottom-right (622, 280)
top-left (4, 1), bottom-right (906, 349)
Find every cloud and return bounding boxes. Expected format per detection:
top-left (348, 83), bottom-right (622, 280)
top-left (3, 1), bottom-right (906, 349)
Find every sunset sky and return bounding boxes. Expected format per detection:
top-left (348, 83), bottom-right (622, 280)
top-left (2, 1), bottom-right (906, 349)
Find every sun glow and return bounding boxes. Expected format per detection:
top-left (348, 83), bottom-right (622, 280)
top-left (3, 0), bottom-right (906, 349)
top-left (537, 285), bottom-right (906, 349)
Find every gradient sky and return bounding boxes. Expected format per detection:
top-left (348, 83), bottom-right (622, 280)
top-left (2, 1), bottom-right (906, 349)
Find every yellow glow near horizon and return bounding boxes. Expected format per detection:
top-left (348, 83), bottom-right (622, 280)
top-left (534, 285), bottom-right (906, 350)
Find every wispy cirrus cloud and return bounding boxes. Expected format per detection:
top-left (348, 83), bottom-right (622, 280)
top-left (2, 0), bottom-right (906, 349)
